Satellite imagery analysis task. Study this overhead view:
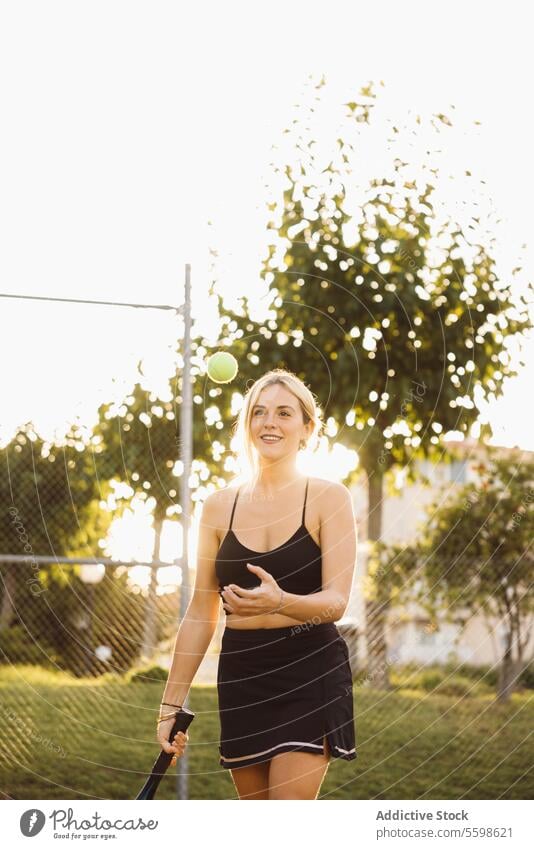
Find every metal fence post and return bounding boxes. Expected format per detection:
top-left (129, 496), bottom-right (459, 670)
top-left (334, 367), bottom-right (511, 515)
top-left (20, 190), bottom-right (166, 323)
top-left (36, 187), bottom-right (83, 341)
top-left (177, 263), bottom-right (192, 800)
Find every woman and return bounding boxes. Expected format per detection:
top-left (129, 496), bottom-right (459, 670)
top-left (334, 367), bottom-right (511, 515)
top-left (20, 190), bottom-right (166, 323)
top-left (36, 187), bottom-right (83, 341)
top-left (157, 369), bottom-right (357, 799)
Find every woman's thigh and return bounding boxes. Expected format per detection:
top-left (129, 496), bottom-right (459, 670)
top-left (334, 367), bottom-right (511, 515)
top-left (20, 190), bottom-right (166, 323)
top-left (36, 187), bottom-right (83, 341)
top-left (268, 736), bottom-right (331, 800)
top-left (229, 760), bottom-right (271, 800)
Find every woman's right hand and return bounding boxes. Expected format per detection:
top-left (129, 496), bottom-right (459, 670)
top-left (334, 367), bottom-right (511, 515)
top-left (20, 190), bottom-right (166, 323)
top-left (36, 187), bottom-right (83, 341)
top-left (157, 716), bottom-right (189, 767)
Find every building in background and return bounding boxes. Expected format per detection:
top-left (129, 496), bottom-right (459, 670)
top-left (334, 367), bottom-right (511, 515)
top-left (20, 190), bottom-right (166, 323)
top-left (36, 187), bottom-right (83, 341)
top-left (344, 439), bottom-right (534, 668)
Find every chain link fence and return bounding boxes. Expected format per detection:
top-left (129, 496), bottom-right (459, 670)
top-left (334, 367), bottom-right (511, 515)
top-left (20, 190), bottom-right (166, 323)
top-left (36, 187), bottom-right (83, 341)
top-left (1, 547), bottom-right (532, 800)
top-left (0, 295), bottom-right (532, 799)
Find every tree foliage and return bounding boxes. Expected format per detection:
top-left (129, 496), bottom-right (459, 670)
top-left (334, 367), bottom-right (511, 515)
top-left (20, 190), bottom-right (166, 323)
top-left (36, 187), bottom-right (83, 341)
top-left (209, 79), bottom-right (533, 688)
top-left (237, 82), bottom-right (529, 479)
top-left (419, 447), bottom-right (534, 700)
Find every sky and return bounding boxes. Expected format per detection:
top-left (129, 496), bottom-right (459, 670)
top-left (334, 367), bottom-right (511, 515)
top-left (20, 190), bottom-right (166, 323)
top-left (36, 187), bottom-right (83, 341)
top-left (1, 0), bottom-right (533, 468)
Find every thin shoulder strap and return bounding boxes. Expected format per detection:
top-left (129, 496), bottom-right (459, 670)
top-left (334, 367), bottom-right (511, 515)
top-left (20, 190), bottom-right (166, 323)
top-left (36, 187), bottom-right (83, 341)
top-left (228, 487), bottom-right (240, 530)
top-left (302, 478), bottom-right (309, 525)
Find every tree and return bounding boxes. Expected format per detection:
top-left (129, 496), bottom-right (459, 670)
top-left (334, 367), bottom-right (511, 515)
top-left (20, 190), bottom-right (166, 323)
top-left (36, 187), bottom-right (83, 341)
top-left (420, 447), bottom-right (534, 702)
top-left (364, 539), bottom-right (421, 676)
top-left (210, 78), bottom-right (533, 686)
top-left (0, 422), bottom-right (115, 672)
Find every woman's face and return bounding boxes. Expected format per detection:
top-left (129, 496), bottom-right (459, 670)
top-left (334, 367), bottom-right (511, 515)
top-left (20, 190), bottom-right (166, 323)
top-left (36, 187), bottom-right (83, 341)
top-left (249, 383), bottom-right (311, 461)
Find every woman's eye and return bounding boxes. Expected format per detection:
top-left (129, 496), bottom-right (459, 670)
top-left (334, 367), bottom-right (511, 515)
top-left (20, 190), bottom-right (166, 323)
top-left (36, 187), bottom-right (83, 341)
top-left (253, 409), bottom-right (290, 416)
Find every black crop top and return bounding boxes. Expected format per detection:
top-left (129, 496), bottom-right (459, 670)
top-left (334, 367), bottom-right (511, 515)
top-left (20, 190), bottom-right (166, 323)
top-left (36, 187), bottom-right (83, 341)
top-left (215, 477), bottom-right (323, 615)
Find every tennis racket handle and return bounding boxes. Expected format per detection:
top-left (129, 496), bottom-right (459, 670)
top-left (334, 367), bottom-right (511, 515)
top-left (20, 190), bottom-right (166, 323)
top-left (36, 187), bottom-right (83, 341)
top-left (152, 708), bottom-right (195, 775)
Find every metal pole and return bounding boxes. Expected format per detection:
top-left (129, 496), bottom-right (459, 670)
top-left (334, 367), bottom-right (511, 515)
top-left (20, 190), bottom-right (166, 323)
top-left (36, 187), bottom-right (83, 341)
top-left (89, 583), bottom-right (96, 676)
top-left (0, 555), bottom-right (179, 566)
top-left (177, 263), bottom-right (192, 800)
top-left (0, 292), bottom-right (185, 312)
top-left (140, 517), bottom-right (163, 663)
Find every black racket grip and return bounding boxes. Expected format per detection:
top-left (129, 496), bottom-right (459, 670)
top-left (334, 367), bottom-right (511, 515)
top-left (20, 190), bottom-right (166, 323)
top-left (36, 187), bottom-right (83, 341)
top-left (136, 707), bottom-right (195, 800)
top-left (152, 708), bottom-right (195, 775)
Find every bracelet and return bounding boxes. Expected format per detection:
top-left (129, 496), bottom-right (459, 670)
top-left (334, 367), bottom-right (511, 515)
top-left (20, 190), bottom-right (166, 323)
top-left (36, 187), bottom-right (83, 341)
top-left (161, 701), bottom-right (182, 709)
top-left (270, 588), bottom-right (284, 615)
top-left (157, 712), bottom-right (178, 724)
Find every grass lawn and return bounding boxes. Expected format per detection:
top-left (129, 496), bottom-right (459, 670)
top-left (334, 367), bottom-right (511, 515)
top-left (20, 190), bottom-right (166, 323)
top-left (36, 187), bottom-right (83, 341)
top-left (1, 666), bottom-right (532, 800)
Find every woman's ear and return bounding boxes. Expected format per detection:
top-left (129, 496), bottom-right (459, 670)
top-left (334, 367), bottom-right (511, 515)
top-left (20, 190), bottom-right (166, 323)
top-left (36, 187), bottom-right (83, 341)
top-left (300, 427), bottom-right (311, 449)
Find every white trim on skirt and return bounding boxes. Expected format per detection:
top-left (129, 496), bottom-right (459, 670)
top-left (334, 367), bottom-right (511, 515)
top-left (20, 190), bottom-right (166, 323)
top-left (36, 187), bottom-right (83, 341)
top-left (220, 739), bottom-right (355, 763)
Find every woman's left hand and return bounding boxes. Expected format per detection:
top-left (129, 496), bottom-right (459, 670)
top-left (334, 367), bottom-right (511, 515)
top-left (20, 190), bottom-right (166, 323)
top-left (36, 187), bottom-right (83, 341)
top-left (221, 564), bottom-right (282, 616)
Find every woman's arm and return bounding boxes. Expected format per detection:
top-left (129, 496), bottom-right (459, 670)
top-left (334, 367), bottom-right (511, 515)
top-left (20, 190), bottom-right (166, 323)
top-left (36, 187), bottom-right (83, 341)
top-left (161, 492), bottom-right (222, 706)
top-left (222, 482), bottom-right (358, 625)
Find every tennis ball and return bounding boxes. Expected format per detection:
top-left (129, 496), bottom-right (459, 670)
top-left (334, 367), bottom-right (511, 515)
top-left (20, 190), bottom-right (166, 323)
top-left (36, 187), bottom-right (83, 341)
top-left (207, 351), bottom-right (238, 384)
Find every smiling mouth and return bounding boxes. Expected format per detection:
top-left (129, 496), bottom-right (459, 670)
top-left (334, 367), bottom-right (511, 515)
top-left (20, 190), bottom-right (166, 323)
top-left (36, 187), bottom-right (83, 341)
top-left (260, 436), bottom-right (283, 442)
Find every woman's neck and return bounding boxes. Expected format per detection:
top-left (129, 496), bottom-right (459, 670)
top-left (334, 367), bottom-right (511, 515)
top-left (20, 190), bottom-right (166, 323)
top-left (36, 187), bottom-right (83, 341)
top-left (252, 467), bottom-right (306, 496)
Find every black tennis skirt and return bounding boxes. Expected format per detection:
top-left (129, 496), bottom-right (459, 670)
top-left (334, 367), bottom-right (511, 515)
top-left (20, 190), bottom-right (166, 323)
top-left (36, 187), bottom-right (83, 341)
top-left (217, 621), bottom-right (357, 769)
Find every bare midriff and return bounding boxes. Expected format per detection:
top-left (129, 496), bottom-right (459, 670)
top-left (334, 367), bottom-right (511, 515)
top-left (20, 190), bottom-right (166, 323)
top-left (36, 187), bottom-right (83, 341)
top-left (225, 612), bottom-right (305, 629)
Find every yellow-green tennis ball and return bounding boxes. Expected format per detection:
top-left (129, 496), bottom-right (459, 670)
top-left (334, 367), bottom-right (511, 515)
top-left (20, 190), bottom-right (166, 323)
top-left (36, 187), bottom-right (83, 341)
top-left (207, 351), bottom-right (238, 384)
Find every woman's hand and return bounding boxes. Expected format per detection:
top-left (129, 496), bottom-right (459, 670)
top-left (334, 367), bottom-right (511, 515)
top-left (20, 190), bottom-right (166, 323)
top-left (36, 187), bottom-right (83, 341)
top-left (221, 563), bottom-right (282, 616)
top-left (156, 716), bottom-right (189, 767)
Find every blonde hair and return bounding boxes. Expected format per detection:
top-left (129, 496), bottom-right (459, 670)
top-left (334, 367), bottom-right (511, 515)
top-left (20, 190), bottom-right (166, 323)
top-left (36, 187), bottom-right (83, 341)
top-left (231, 369), bottom-right (324, 488)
